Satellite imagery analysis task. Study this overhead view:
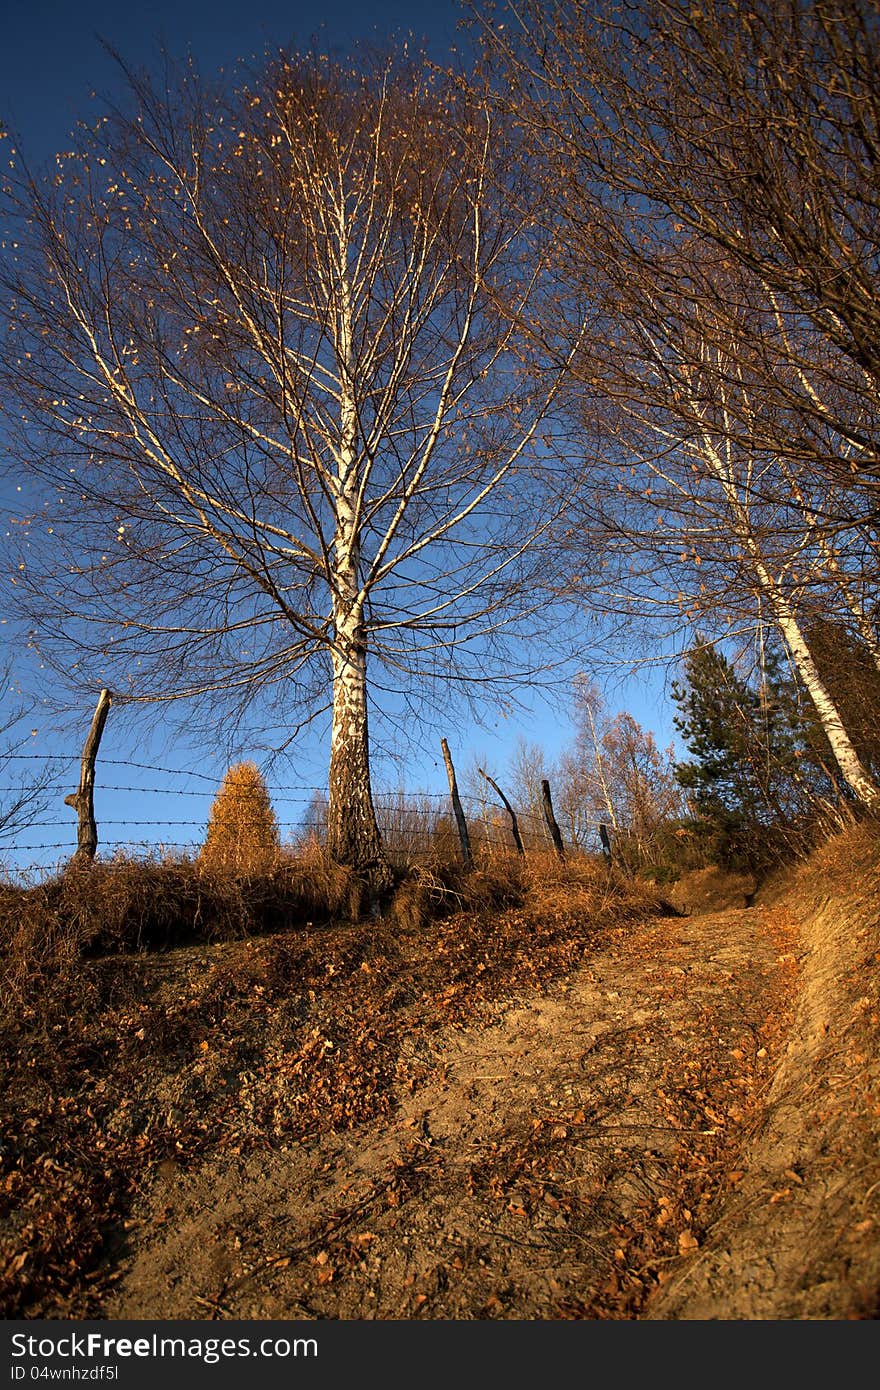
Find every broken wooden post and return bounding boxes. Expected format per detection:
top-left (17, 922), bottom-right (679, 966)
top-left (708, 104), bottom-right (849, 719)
top-left (440, 737), bottom-right (473, 869)
top-left (477, 767), bottom-right (525, 857)
top-left (598, 822), bottom-right (613, 866)
top-left (64, 688), bottom-right (112, 863)
top-left (541, 778), bottom-right (565, 860)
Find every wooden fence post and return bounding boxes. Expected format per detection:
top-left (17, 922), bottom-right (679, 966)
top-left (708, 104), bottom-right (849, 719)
top-left (64, 688), bottom-right (112, 863)
top-left (541, 778), bottom-right (565, 860)
top-left (478, 768), bottom-right (525, 857)
top-left (440, 737), bottom-right (473, 869)
top-left (598, 822), bottom-right (613, 866)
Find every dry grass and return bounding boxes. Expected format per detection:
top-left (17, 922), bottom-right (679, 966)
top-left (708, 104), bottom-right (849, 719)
top-left (0, 840), bottom-right (668, 1030)
top-left (383, 846), bottom-right (668, 936)
top-left (0, 844), bottom-right (365, 1028)
top-left (756, 813), bottom-right (880, 911)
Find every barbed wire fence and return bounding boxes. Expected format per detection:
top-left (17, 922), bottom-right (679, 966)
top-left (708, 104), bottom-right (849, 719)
top-left (0, 749), bottom-right (613, 880)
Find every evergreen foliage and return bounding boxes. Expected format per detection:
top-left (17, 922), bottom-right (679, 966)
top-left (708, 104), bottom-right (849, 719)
top-left (199, 762), bottom-right (281, 876)
top-left (671, 641), bottom-right (837, 870)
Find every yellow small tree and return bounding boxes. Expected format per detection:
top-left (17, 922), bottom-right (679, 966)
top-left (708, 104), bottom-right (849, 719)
top-left (199, 761), bottom-right (280, 874)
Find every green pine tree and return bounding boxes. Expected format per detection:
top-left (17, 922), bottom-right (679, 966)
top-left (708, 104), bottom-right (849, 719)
top-left (671, 640), bottom-right (834, 871)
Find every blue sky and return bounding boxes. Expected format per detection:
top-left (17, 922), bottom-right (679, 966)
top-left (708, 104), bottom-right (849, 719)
top-left (0, 0), bottom-right (678, 875)
top-left (1, 1), bottom-right (466, 167)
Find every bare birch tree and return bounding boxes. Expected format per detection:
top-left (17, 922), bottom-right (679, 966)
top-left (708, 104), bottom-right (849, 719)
top-left (581, 305), bottom-right (880, 806)
top-left (0, 49), bottom-right (574, 884)
top-left (475, 0), bottom-right (880, 808)
top-left (555, 679), bottom-right (681, 866)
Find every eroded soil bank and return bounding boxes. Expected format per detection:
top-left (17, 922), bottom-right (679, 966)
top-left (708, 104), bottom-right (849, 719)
top-left (649, 832), bottom-right (880, 1319)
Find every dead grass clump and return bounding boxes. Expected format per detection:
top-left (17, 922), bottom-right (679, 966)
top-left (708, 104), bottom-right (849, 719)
top-left (63, 856), bottom-right (256, 953)
top-left (0, 858), bottom-right (257, 1025)
top-left (385, 849), bottom-right (527, 926)
top-left (0, 878), bottom-right (83, 1025)
top-left (388, 864), bottom-right (466, 933)
top-left (457, 855), bottom-right (529, 915)
top-left (272, 838), bottom-right (362, 923)
top-left (520, 850), bottom-right (667, 925)
top-left (385, 849), bottom-right (668, 935)
top-left (0, 843), bottom-right (373, 1027)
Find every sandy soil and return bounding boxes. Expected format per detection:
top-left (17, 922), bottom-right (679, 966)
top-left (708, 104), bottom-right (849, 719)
top-left (99, 881), bottom-right (874, 1322)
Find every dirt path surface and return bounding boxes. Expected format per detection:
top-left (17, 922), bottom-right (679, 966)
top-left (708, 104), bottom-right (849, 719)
top-left (103, 902), bottom-right (799, 1320)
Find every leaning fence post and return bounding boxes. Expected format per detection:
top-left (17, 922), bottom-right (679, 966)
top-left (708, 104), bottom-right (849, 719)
top-left (478, 768), bottom-right (525, 857)
top-left (541, 778), bottom-right (565, 860)
top-left (440, 737), bottom-right (473, 869)
top-left (64, 688), bottom-right (112, 863)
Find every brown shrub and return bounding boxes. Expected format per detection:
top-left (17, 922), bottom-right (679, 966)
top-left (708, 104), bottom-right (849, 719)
top-left (199, 761), bottom-right (280, 875)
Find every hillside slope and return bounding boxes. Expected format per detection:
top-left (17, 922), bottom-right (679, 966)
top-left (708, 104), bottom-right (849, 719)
top-left (101, 897), bottom-right (794, 1319)
top-left (4, 828), bottom-right (878, 1319)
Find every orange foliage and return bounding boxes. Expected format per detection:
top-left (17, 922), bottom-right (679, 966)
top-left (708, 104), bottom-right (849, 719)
top-left (199, 761), bottom-right (280, 875)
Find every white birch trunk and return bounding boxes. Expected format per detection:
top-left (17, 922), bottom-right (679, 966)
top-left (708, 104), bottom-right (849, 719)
top-left (324, 247), bottom-right (387, 882)
top-left (584, 700), bottom-right (618, 831)
top-left (326, 598), bottom-right (385, 875)
top-left (325, 501), bottom-right (385, 876)
top-left (723, 457), bottom-right (880, 808)
top-left (688, 405), bottom-right (880, 811)
top-left (758, 570), bottom-right (880, 809)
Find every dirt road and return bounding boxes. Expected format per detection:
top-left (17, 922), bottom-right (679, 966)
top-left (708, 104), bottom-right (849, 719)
top-left (104, 902), bottom-right (797, 1319)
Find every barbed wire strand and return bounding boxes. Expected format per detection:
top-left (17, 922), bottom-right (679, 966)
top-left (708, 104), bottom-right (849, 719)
top-left (1, 752), bottom-right (613, 873)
